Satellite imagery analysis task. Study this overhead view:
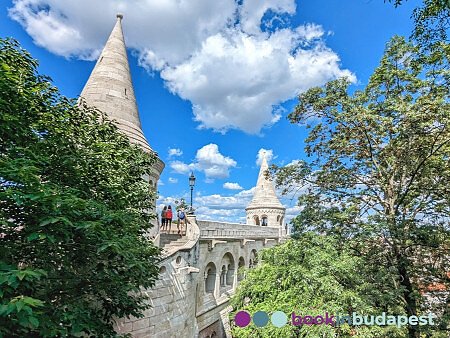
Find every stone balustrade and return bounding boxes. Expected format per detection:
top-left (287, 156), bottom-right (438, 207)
top-left (197, 219), bottom-right (280, 239)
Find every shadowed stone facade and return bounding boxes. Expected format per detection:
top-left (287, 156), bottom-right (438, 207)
top-left (79, 15), bottom-right (289, 337)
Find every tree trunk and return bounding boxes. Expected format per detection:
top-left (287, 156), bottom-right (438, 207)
top-left (398, 260), bottom-right (419, 338)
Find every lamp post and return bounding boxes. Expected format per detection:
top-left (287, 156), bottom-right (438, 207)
top-left (189, 172), bottom-right (196, 214)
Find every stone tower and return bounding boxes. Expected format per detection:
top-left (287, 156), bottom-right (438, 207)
top-left (79, 14), bottom-right (164, 241)
top-left (246, 155), bottom-right (285, 227)
top-left (79, 13), bottom-right (164, 187)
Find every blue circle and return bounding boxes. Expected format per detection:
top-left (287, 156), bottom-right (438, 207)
top-left (253, 311), bottom-right (269, 327)
top-left (271, 311), bottom-right (287, 327)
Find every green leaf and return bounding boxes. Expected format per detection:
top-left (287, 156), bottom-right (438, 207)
top-left (26, 233), bottom-right (39, 242)
top-left (28, 316), bottom-right (39, 327)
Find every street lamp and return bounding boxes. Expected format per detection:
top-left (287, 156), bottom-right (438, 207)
top-left (189, 172), bottom-right (196, 214)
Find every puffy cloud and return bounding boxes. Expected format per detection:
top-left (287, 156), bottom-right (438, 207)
top-left (8, 0), bottom-right (236, 63)
top-left (156, 195), bottom-right (180, 212)
top-left (168, 148), bottom-right (183, 157)
top-left (256, 148), bottom-right (275, 166)
top-left (195, 188), bottom-right (254, 210)
top-left (9, 0), bottom-right (354, 134)
top-left (162, 26), bottom-right (354, 133)
top-left (170, 143), bottom-right (237, 179)
top-left (169, 160), bottom-right (192, 174)
top-left (223, 182), bottom-right (244, 190)
top-left (194, 144), bottom-right (237, 179)
top-left (238, 0), bottom-right (296, 35)
top-left (193, 188), bottom-right (254, 221)
top-left (156, 188), bottom-right (254, 223)
top-left (284, 205), bottom-right (304, 223)
top-left (168, 177), bottom-right (178, 184)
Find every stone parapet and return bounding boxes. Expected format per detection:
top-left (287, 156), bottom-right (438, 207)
top-left (197, 220), bottom-right (279, 239)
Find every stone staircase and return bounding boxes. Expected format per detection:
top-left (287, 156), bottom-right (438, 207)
top-left (160, 232), bottom-right (190, 255)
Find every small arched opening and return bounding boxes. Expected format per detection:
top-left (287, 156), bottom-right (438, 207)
top-left (250, 249), bottom-right (258, 267)
top-left (261, 215), bottom-right (268, 226)
top-left (205, 262), bottom-right (216, 293)
top-left (253, 215), bottom-right (260, 225)
top-left (220, 252), bottom-right (235, 293)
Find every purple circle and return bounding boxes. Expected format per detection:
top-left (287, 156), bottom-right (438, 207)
top-left (235, 311), bottom-right (251, 327)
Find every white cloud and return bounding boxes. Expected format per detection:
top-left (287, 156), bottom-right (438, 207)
top-left (162, 26), bottom-right (354, 133)
top-left (156, 188), bottom-right (254, 223)
top-left (157, 179), bottom-right (164, 186)
top-left (169, 160), bottom-right (193, 174)
top-left (170, 143), bottom-right (237, 179)
top-left (256, 148), bottom-right (275, 166)
top-left (193, 188), bottom-right (255, 222)
top-left (194, 144), bottom-right (237, 179)
top-left (284, 204), bottom-right (304, 223)
top-left (238, 0), bottom-right (296, 35)
top-left (223, 182), bottom-right (244, 190)
top-left (168, 148), bottom-right (183, 157)
top-left (9, 0), bottom-right (355, 134)
top-left (168, 177), bottom-right (178, 184)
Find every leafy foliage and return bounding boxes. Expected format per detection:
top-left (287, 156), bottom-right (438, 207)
top-left (386, 0), bottom-right (450, 45)
top-left (272, 36), bottom-right (449, 337)
top-left (174, 198), bottom-right (189, 212)
top-left (231, 234), bottom-right (406, 337)
top-left (0, 38), bottom-right (161, 337)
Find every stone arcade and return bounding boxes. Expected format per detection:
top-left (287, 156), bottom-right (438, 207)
top-left (79, 15), bottom-right (289, 338)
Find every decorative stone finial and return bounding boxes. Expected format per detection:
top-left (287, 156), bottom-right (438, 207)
top-left (116, 13), bottom-right (123, 20)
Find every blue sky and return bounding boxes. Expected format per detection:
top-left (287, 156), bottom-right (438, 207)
top-left (1, 0), bottom-right (419, 223)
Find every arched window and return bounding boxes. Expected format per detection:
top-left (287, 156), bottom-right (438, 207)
top-left (261, 216), bottom-right (268, 226)
top-left (254, 215), bottom-right (260, 225)
top-left (226, 263), bottom-right (234, 285)
top-left (205, 263), bottom-right (216, 293)
top-left (220, 253), bottom-right (235, 293)
top-left (250, 249), bottom-right (258, 267)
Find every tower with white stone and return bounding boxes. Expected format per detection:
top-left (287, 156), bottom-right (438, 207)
top-left (246, 155), bottom-right (286, 228)
top-left (79, 14), bottom-right (164, 239)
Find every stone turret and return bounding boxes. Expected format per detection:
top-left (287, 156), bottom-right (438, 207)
top-left (79, 13), bottom-right (164, 187)
top-left (246, 155), bottom-right (285, 227)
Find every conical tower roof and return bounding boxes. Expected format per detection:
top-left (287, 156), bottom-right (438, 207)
top-left (79, 13), bottom-right (152, 152)
top-left (246, 155), bottom-right (284, 210)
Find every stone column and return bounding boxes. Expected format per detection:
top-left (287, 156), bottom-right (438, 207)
top-left (214, 272), bottom-right (221, 299)
top-left (232, 270), bottom-right (238, 291)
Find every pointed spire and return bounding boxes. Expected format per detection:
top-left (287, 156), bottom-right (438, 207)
top-left (246, 154), bottom-right (283, 209)
top-left (80, 13), bottom-right (152, 152)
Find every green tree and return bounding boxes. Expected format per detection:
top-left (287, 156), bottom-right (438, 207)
top-left (231, 235), bottom-right (405, 337)
top-left (0, 38), bottom-right (161, 337)
top-left (174, 198), bottom-right (189, 212)
top-left (386, 0), bottom-right (450, 44)
top-left (273, 36), bottom-right (449, 337)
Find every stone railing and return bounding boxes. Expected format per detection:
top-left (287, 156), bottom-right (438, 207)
top-left (196, 220), bottom-right (280, 239)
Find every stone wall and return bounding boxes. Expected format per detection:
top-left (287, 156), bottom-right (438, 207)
top-left (115, 217), bottom-right (285, 337)
top-left (115, 216), bottom-right (200, 337)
